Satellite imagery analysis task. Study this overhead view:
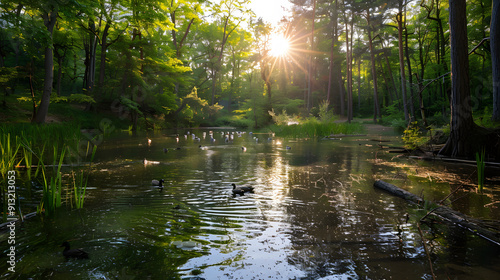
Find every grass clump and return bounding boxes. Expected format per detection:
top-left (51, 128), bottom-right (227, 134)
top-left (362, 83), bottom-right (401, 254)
top-left (268, 105), bottom-right (364, 138)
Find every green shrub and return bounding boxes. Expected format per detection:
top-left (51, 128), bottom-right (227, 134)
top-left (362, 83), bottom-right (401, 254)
top-left (402, 121), bottom-right (429, 150)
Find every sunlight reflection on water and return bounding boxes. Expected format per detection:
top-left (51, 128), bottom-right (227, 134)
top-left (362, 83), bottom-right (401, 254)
top-left (2, 128), bottom-right (500, 279)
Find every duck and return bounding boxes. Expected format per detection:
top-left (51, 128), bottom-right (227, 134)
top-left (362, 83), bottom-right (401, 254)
top-left (241, 146), bottom-right (247, 152)
top-left (232, 187), bottom-right (245, 196)
top-left (232, 183), bottom-right (254, 193)
top-left (60, 241), bottom-right (89, 259)
top-left (152, 179), bottom-right (165, 189)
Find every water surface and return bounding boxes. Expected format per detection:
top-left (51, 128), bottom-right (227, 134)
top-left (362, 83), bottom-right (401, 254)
top-left (2, 127), bottom-right (500, 279)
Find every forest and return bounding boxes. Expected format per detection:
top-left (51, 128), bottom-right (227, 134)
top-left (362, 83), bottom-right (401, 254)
top-left (1, 0), bottom-right (499, 159)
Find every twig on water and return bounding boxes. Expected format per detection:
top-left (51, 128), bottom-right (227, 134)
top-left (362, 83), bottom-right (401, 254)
top-left (417, 222), bottom-right (437, 280)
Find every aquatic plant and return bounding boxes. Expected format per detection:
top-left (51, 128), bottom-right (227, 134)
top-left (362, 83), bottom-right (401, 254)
top-left (476, 149), bottom-right (486, 193)
top-left (73, 143), bottom-right (97, 209)
top-left (270, 118), bottom-right (363, 138)
top-left (39, 145), bottom-right (66, 216)
top-left (0, 133), bottom-right (22, 221)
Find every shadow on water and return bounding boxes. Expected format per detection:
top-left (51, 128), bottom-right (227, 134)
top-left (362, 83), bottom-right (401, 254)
top-left (2, 128), bottom-right (500, 279)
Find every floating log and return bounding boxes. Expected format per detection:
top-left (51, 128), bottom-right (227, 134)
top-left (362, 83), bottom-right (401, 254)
top-left (328, 134), bottom-right (367, 138)
top-left (388, 149), bottom-right (411, 153)
top-left (374, 179), bottom-right (500, 246)
top-left (409, 156), bottom-right (500, 167)
top-left (370, 139), bottom-right (391, 142)
top-left (374, 180), bottom-right (424, 205)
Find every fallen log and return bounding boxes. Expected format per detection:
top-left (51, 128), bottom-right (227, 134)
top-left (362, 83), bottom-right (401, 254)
top-left (374, 179), bottom-right (500, 246)
top-left (408, 156), bottom-right (500, 167)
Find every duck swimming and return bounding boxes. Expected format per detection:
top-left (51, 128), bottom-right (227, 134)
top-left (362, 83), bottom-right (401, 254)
top-left (61, 241), bottom-right (89, 259)
top-left (232, 183), bottom-right (254, 193)
top-left (152, 179), bottom-right (165, 189)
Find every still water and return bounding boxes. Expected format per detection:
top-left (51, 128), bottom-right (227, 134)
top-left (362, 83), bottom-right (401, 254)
top-left (2, 127), bottom-right (500, 279)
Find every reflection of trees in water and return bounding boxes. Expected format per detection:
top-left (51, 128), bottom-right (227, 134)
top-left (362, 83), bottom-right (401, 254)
top-left (283, 159), bottom-right (429, 278)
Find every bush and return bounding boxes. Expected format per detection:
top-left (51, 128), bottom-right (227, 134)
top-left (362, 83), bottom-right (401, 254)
top-left (402, 121), bottom-right (429, 150)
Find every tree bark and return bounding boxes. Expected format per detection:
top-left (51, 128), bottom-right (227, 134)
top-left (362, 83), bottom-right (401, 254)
top-left (440, 0), bottom-right (476, 158)
top-left (33, 8), bottom-right (58, 124)
top-left (397, 2), bottom-right (409, 123)
top-left (366, 10), bottom-right (380, 122)
top-left (492, 0), bottom-right (500, 121)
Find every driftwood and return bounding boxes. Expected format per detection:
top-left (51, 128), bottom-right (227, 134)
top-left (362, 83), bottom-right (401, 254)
top-left (327, 134), bottom-right (367, 138)
top-left (409, 156), bottom-right (500, 167)
top-left (374, 180), bottom-right (500, 246)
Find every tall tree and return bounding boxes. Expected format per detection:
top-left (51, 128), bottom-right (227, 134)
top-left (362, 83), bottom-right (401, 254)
top-left (209, 0), bottom-right (248, 106)
top-left (396, 0), bottom-right (409, 123)
top-left (440, 0), bottom-right (475, 157)
top-left (33, 2), bottom-right (59, 123)
top-left (365, 8), bottom-right (381, 122)
top-left (492, 0), bottom-right (500, 122)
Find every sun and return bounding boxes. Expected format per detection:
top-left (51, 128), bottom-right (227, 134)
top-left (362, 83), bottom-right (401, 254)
top-left (269, 34), bottom-right (290, 57)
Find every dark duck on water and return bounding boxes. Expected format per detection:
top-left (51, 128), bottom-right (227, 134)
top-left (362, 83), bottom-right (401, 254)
top-left (231, 183), bottom-right (254, 195)
top-left (152, 179), bottom-right (165, 190)
top-left (61, 241), bottom-right (89, 259)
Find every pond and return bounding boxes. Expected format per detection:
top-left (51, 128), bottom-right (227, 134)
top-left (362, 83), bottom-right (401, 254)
top-left (2, 126), bottom-right (500, 279)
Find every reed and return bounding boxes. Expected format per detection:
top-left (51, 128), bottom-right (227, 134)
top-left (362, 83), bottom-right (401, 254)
top-left (0, 133), bottom-right (22, 221)
top-left (39, 145), bottom-right (66, 216)
top-left (1, 123), bottom-right (100, 219)
top-left (270, 119), bottom-right (363, 138)
top-left (73, 143), bottom-right (97, 209)
top-left (475, 149), bottom-right (486, 193)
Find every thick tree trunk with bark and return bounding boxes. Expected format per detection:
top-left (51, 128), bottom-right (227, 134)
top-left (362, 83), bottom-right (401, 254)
top-left (492, 0), bottom-right (500, 121)
top-left (440, 0), bottom-right (477, 158)
top-left (33, 9), bottom-right (57, 124)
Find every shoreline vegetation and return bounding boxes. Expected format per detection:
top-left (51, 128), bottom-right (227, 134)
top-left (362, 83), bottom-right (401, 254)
top-left (0, 99), bottom-right (497, 225)
top-left (0, 122), bottom-right (97, 222)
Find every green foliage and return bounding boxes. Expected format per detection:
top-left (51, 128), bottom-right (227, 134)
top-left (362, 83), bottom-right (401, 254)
top-left (474, 107), bottom-right (500, 128)
top-left (52, 94), bottom-right (96, 104)
top-left (318, 100), bottom-right (335, 123)
top-left (380, 103), bottom-right (406, 130)
top-left (402, 121), bottom-right (429, 150)
top-left (0, 123), bottom-right (98, 220)
top-left (268, 109), bottom-right (299, 126)
top-left (39, 145), bottom-right (66, 216)
top-left (270, 118), bottom-right (363, 138)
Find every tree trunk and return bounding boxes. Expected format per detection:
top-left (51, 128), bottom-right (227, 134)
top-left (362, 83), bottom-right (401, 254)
top-left (56, 54), bottom-right (63, 97)
top-left (33, 9), bottom-right (58, 124)
top-left (492, 0), bottom-right (500, 121)
top-left (440, 0), bottom-right (476, 158)
top-left (98, 22), bottom-right (110, 92)
top-left (366, 10), bottom-right (380, 122)
top-left (357, 57), bottom-right (361, 112)
top-left (306, 0), bottom-right (317, 112)
top-left (404, 4), bottom-right (416, 122)
top-left (397, 3), bottom-right (409, 123)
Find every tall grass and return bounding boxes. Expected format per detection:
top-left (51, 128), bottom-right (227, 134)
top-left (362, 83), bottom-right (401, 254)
top-left (270, 118), bottom-right (364, 138)
top-left (475, 149), bottom-right (486, 193)
top-left (0, 133), bottom-right (22, 221)
top-left (0, 123), bottom-right (93, 219)
top-left (38, 145), bottom-right (66, 216)
top-left (73, 143), bottom-right (97, 209)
